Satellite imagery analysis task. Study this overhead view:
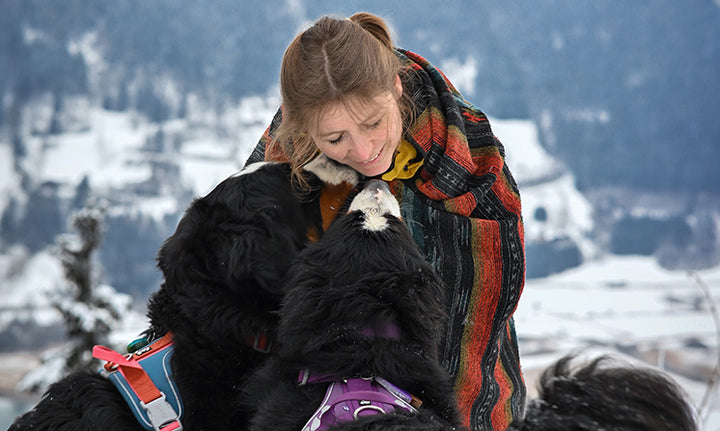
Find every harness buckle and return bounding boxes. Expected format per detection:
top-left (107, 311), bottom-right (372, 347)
top-left (140, 393), bottom-right (183, 431)
top-left (253, 332), bottom-right (274, 353)
top-left (354, 404), bottom-right (386, 419)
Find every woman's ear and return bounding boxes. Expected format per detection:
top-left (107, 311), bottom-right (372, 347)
top-left (394, 74), bottom-right (403, 99)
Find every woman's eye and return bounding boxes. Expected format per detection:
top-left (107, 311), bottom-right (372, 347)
top-left (329, 134), bottom-right (343, 145)
top-left (367, 119), bottom-right (382, 129)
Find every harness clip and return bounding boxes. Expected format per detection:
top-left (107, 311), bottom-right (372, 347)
top-left (140, 393), bottom-right (183, 431)
top-left (253, 332), bottom-right (274, 353)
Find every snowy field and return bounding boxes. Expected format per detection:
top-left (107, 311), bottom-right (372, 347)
top-left (515, 255), bottom-right (720, 430)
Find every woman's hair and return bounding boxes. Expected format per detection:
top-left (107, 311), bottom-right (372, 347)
top-left (270, 12), bottom-right (414, 186)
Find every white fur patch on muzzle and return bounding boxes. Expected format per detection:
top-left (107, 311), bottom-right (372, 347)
top-left (348, 180), bottom-right (401, 231)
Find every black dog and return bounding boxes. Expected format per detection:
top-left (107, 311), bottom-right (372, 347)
top-left (246, 180), bottom-right (462, 431)
top-left (508, 354), bottom-right (698, 431)
top-left (10, 162), bottom-right (324, 430)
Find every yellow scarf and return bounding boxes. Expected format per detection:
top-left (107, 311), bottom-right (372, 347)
top-left (381, 139), bottom-right (424, 181)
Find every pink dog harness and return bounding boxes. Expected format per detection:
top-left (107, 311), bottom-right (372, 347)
top-left (298, 370), bottom-right (421, 431)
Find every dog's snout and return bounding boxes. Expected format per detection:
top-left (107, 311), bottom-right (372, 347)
top-left (364, 179), bottom-right (391, 196)
top-left (347, 180), bottom-right (401, 231)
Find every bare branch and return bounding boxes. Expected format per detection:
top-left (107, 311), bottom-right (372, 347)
top-left (689, 270), bottom-right (720, 427)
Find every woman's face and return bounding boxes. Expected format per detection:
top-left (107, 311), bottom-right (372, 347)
top-left (310, 77), bottom-right (404, 177)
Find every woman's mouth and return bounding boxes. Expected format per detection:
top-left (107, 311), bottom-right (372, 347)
top-left (360, 149), bottom-right (382, 165)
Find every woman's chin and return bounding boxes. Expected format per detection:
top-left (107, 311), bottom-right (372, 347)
top-left (354, 154), bottom-right (395, 177)
top-left (355, 163), bottom-right (390, 178)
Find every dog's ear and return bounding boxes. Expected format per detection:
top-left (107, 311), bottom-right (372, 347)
top-left (220, 221), bottom-right (301, 296)
top-left (155, 198), bottom-right (226, 282)
top-left (156, 203), bottom-right (203, 280)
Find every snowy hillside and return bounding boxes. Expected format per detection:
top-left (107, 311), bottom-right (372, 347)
top-left (496, 118), bottom-right (594, 252)
top-left (0, 91), bottom-right (281, 343)
top-left (2, 94), bottom-right (280, 218)
top-left (0, 88), bottom-right (285, 298)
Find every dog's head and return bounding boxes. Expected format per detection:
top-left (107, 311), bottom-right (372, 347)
top-left (346, 179), bottom-right (402, 231)
top-left (151, 162), bottom-right (322, 338)
top-left (312, 180), bottom-right (424, 279)
top-left (158, 163), bottom-right (319, 293)
top-left (277, 180), bottom-right (446, 364)
top-left (508, 355), bottom-right (697, 431)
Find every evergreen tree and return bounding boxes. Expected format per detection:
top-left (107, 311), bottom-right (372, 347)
top-left (52, 200), bottom-right (130, 372)
top-left (19, 200), bottom-right (133, 393)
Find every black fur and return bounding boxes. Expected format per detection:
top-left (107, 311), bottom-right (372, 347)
top-left (246, 183), bottom-right (462, 431)
top-left (508, 355), bottom-right (698, 431)
top-left (8, 371), bottom-right (141, 430)
top-left (10, 162), bottom-right (323, 431)
top-left (146, 162), bottom-right (321, 430)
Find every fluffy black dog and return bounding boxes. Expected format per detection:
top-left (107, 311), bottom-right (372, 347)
top-left (508, 354), bottom-right (698, 431)
top-left (10, 162), bottom-right (324, 430)
top-left (246, 180), bottom-right (462, 431)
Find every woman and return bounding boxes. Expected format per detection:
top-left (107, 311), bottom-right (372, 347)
top-left (246, 12), bottom-right (526, 430)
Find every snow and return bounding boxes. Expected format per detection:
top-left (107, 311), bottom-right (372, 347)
top-left (7, 94), bottom-right (279, 226)
top-left (494, 117), bottom-right (595, 252)
top-left (21, 25), bottom-right (49, 45)
top-left (562, 107), bottom-right (611, 124)
top-left (132, 195), bottom-right (180, 221)
top-left (515, 255), bottom-right (720, 429)
top-left (0, 143), bottom-right (18, 216)
top-left (67, 31), bottom-right (108, 91)
top-left (547, 254), bottom-right (720, 284)
top-left (0, 249), bottom-right (64, 327)
top-left (492, 117), bottom-right (560, 184)
top-left (178, 137), bottom-right (241, 196)
top-left (520, 173), bottom-right (595, 244)
top-left (440, 56), bottom-right (478, 97)
top-left (52, 285), bottom-right (130, 334)
top-left (16, 348), bottom-right (68, 393)
top-left (40, 110), bottom-right (153, 189)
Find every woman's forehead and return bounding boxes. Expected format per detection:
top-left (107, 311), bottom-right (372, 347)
top-left (313, 92), bottom-right (395, 130)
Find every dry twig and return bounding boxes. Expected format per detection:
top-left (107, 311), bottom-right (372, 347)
top-left (689, 270), bottom-right (720, 427)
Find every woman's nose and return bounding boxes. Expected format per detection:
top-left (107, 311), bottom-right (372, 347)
top-left (348, 133), bottom-right (373, 160)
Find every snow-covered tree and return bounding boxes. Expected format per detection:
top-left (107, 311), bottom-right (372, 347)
top-left (19, 200), bottom-right (132, 392)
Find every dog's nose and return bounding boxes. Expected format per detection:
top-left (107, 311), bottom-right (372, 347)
top-left (362, 180), bottom-right (393, 211)
top-left (364, 179), bottom-right (391, 196)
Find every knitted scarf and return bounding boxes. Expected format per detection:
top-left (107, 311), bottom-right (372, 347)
top-left (247, 49), bottom-right (526, 431)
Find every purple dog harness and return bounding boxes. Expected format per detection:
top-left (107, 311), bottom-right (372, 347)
top-left (298, 370), bottom-right (421, 431)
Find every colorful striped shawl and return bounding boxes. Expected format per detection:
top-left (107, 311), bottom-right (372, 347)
top-left (247, 49), bottom-right (526, 431)
top-left (393, 49), bottom-right (526, 430)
